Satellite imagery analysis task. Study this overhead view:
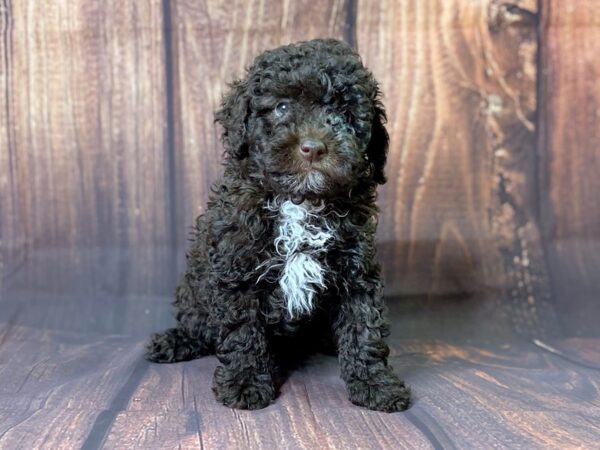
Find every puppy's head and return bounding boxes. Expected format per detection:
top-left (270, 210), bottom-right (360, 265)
top-left (216, 39), bottom-right (388, 200)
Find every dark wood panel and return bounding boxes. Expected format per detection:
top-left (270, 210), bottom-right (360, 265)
top-left (355, 1), bottom-right (554, 326)
top-left (0, 1), bottom-right (173, 296)
top-left (169, 0), bottom-right (350, 251)
top-left (357, 0), bottom-right (502, 295)
top-left (539, 1), bottom-right (600, 336)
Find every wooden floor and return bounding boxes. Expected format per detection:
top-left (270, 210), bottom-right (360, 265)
top-left (0, 294), bottom-right (599, 450)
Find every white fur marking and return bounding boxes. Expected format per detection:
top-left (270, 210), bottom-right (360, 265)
top-left (260, 199), bottom-right (335, 318)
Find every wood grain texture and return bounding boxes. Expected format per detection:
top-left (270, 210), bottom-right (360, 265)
top-left (548, 337), bottom-right (600, 368)
top-left (1, 320), bottom-right (599, 449)
top-left (539, 1), bottom-right (600, 336)
top-left (355, 0), bottom-right (555, 328)
top-left (0, 1), bottom-right (173, 296)
top-left (1, 2), bottom-right (599, 447)
top-left (357, 0), bottom-right (501, 296)
top-left (0, 327), bottom-right (146, 448)
top-left (168, 0), bottom-right (349, 252)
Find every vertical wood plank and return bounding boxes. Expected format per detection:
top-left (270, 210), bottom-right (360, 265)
top-left (356, 0), bottom-right (500, 296)
top-left (539, 1), bottom-right (600, 335)
top-left (0, 1), bottom-right (172, 296)
top-left (169, 0), bottom-right (349, 252)
top-left (356, 0), bottom-right (554, 332)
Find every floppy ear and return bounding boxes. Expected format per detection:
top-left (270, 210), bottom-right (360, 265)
top-left (215, 79), bottom-right (251, 160)
top-left (366, 103), bottom-right (389, 184)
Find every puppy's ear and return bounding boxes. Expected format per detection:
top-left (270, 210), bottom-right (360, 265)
top-left (366, 103), bottom-right (389, 184)
top-left (215, 79), bottom-right (251, 160)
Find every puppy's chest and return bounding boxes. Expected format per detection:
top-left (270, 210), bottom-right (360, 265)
top-left (262, 200), bottom-right (339, 318)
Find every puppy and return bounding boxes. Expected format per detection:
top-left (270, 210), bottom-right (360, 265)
top-left (146, 39), bottom-right (410, 413)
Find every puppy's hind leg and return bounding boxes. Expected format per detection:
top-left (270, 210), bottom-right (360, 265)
top-left (145, 326), bottom-right (210, 363)
top-left (146, 275), bottom-right (214, 363)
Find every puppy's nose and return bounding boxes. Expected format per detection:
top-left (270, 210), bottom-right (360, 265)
top-left (300, 139), bottom-right (327, 162)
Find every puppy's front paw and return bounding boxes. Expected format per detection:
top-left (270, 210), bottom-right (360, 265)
top-left (212, 365), bottom-right (276, 410)
top-left (346, 370), bottom-right (411, 413)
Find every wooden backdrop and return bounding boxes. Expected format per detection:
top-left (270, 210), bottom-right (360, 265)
top-left (1, 0), bottom-right (599, 336)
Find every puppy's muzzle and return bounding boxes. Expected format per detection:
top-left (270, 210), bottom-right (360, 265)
top-left (299, 139), bottom-right (327, 163)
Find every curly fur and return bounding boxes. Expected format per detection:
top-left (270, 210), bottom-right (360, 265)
top-left (146, 39), bottom-right (410, 412)
top-left (260, 199), bottom-right (335, 318)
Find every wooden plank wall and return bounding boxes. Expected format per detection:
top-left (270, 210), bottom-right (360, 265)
top-left (0, 1), bottom-right (173, 295)
top-left (1, 1), bottom-right (599, 335)
top-left (357, 0), bottom-right (558, 335)
top-left (539, 1), bottom-right (600, 335)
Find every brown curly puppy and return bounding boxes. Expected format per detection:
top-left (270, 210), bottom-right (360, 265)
top-left (146, 39), bottom-right (411, 413)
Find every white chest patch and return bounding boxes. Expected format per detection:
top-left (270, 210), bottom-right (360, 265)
top-left (259, 199), bottom-right (335, 318)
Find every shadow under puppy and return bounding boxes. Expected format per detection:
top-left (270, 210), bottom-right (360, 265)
top-left (147, 39), bottom-right (410, 413)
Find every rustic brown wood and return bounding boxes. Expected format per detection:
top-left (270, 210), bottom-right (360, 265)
top-left (538, 1), bottom-right (600, 336)
top-left (1, 317), bottom-right (599, 449)
top-left (0, 1), bottom-right (173, 296)
top-left (1, 1), bottom-right (600, 447)
top-left (357, 0), bottom-right (502, 295)
top-left (0, 0), bottom-right (564, 330)
top-left (0, 327), bottom-right (146, 448)
top-left (168, 0), bottom-right (350, 251)
top-left (100, 411), bottom-right (202, 449)
top-left (356, 0), bottom-right (556, 334)
top-left (547, 337), bottom-right (600, 368)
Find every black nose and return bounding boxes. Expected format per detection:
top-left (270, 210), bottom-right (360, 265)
top-left (300, 139), bottom-right (327, 162)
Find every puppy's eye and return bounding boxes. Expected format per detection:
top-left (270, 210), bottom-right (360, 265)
top-left (275, 101), bottom-right (290, 117)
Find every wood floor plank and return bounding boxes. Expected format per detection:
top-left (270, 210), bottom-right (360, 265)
top-left (100, 411), bottom-right (202, 450)
top-left (1, 325), bottom-right (599, 448)
top-left (0, 327), bottom-right (144, 412)
top-left (437, 365), bottom-right (600, 411)
top-left (389, 340), bottom-right (600, 413)
top-left (183, 359), bottom-right (329, 449)
top-left (546, 337), bottom-right (600, 367)
top-left (499, 410), bottom-right (600, 449)
top-left (0, 407), bottom-right (104, 450)
top-left (406, 385), bottom-right (600, 448)
top-left (294, 356), bottom-right (435, 449)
